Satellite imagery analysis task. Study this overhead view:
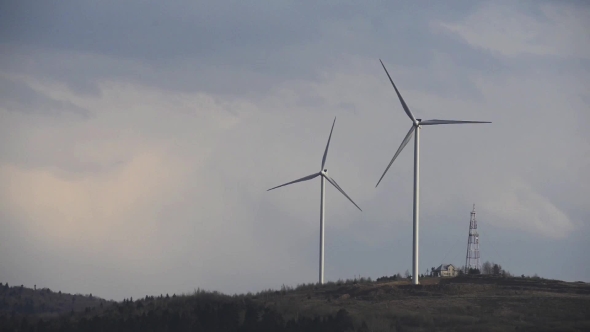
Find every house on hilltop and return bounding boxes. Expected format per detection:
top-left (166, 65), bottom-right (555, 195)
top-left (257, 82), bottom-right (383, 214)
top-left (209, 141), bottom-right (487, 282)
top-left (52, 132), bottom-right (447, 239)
top-left (432, 264), bottom-right (458, 277)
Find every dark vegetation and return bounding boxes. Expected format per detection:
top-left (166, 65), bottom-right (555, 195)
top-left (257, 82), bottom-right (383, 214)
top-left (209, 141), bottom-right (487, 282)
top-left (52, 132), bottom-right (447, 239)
top-left (0, 283), bottom-right (109, 316)
top-left (1, 275), bottom-right (589, 331)
top-left (452, 261), bottom-right (510, 277)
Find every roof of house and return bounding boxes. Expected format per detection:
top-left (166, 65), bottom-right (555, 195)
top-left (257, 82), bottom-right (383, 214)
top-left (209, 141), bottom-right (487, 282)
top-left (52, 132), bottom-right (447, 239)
top-left (434, 264), bottom-right (455, 272)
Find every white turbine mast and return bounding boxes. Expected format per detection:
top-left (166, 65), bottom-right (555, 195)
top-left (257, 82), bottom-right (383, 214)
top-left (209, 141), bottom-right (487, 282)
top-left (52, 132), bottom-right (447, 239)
top-left (375, 59), bottom-right (491, 285)
top-left (267, 117), bottom-right (362, 284)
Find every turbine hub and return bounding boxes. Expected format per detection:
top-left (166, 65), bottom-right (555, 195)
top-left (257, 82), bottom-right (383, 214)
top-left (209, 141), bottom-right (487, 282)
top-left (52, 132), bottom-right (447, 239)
top-left (415, 118), bottom-right (421, 126)
top-left (323, 169), bottom-right (328, 173)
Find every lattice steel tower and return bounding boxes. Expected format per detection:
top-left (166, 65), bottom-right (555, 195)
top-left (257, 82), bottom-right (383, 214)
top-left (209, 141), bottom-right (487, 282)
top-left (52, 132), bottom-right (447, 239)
top-left (464, 204), bottom-right (480, 273)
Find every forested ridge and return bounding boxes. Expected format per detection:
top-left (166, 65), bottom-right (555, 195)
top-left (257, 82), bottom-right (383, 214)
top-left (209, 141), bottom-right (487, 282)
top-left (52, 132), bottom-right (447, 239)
top-left (1, 274), bottom-right (589, 331)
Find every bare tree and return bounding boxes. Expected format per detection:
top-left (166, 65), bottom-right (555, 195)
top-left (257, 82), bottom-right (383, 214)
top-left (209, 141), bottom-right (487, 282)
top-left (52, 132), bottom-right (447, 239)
top-left (404, 270), bottom-right (411, 279)
top-left (482, 261), bottom-right (493, 274)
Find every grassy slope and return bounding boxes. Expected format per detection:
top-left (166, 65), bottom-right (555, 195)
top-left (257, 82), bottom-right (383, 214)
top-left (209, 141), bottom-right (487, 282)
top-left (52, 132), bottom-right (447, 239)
top-left (259, 276), bottom-right (590, 331)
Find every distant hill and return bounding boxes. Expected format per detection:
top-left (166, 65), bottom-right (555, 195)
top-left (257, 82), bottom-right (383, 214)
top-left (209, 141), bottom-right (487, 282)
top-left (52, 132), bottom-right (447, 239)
top-left (0, 275), bottom-right (589, 331)
top-left (0, 282), bottom-right (112, 317)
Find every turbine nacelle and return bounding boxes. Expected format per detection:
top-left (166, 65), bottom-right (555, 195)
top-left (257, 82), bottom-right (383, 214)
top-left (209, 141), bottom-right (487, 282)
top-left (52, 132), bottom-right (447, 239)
top-left (267, 117), bottom-right (362, 213)
top-left (375, 59), bottom-right (491, 188)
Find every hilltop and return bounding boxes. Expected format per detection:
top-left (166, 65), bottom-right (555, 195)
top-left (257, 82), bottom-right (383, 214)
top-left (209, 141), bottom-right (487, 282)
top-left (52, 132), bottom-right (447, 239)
top-left (0, 282), bottom-right (111, 317)
top-left (0, 275), bottom-right (589, 331)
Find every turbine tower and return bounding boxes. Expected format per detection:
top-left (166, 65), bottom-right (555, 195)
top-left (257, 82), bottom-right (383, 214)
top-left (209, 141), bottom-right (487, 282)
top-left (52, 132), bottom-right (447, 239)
top-left (267, 117), bottom-right (362, 284)
top-left (375, 59), bottom-right (491, 285)
top-left (465, 204), bottom-right (480, 273)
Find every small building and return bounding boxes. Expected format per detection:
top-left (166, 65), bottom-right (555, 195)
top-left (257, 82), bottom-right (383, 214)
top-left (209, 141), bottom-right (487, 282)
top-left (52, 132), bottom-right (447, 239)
top-left (432, 264), bottom-right (458, 277)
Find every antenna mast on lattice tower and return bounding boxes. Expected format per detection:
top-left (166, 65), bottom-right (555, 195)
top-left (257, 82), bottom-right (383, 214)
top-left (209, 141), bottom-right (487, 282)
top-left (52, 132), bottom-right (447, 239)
top-left (465, 204), bottom-right (480, 273)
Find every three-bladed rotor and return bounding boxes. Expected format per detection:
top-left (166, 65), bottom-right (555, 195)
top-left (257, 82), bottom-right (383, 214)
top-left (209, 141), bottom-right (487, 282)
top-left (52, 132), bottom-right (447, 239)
top-left (375, 59), bottom-right (491, 187)
top-left (267, 117), bottom-right (362, 211)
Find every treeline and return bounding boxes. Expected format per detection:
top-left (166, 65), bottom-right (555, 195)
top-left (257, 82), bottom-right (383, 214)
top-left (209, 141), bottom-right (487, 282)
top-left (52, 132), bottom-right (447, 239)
top-left (0, 293), bottom-right (367, 332)
top-left (457, 261), bottom-right (512, 276)
top-left (0, 282), bottom-right (108, 316)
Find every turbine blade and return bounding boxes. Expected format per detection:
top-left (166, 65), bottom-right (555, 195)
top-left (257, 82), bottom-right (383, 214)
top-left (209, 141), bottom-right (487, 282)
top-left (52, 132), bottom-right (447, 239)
top-left (321, 117), bottom-right (336, 169)
top-left (380, 59), bottom-right (416, 123)
top-left (267, 172), bottom-right (320, 191)
top-left (375, 125), bottom-right (415, 188)
top-left (324, 175), bottom-right (362, 211)
top-left (421, 119), bottom-right (492, 125)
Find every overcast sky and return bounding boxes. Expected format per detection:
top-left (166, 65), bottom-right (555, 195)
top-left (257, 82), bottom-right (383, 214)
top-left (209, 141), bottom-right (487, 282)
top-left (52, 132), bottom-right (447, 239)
top-left (1, 0), bottom-right (589, 301)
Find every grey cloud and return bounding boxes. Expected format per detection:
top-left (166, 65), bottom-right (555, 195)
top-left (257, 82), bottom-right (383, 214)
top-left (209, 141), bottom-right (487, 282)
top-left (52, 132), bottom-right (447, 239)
top-left (1, 1), bottom-right (459, 60)
top-left (1, 0), bottom-right (504, 99)
top-left (337, 102), bottom-right (357, 114)
top-left (0, 76), bottom-right (90, 117)
top-left (438, 1), bottom-right (590, 59)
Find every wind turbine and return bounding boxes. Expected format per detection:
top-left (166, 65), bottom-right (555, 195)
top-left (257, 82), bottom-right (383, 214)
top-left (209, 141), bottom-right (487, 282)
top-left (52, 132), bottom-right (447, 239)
top-left (375, 59), bottom-right (491, 285)
top-left (267, 117), bottom-right (362, 284)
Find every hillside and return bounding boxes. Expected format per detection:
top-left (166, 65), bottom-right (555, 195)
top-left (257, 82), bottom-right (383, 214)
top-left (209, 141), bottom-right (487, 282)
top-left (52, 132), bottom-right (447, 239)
top-left (0, 275), bottom-right (589, 331)
top-left (0, 282), bottom-right (111, 317)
